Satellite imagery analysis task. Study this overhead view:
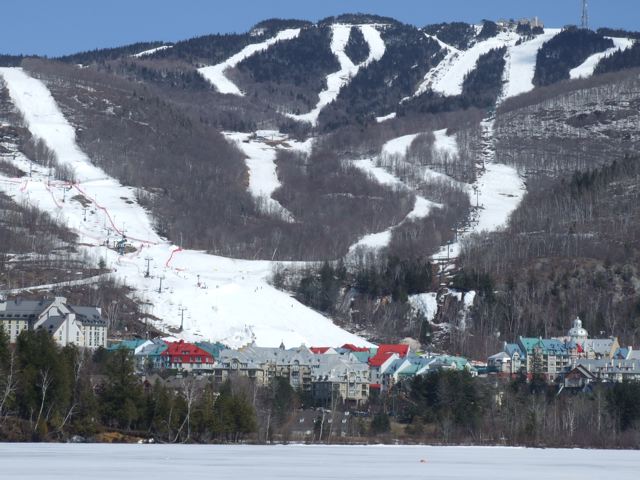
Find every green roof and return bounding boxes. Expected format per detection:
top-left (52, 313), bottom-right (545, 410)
top-left (196, 341), bottom-right (226, 358)
top-left (351, 351), bottom-right (373, 363)
top-left (398, 364), bottom-right (421, 376)
top-left (107, 339), bottom-right (146, 351)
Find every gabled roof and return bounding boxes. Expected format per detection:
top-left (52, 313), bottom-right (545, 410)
top-left (504, 343), bottom-right (524, 358)
top-left (518, 337), bottom-right (569, 355)
top-left (583, 338), bottom-right (617, 356)
top-left (162, 340), bottom-right (212, 358)
top-left (350, 351), bottom-right (373, 364)
top-left (38, 315), bottom-right (64, 333)
top-left (310, 347), bottom-right (331, 354)
top-left (109, 339), bottom-right (147, 351)
top-left (69, 305), bottom-right (106, 326)
top-left (341, 343), bottom-right (370, 352)
top-left (429, 355), bottom-right (474, 371)
top-left (0, 299), bottom-right (52, 318)
top-left (377, 344), bottom-right (410, 358)
top-left (488, 352), bottom-right (510, 361)
top-left (196, 341), bottom-right (226, 358)
top-left (567, 365), bottom-right (596, 379)
top-left (368, 352), bottom-right (395, 367)
top-left (615, 347), bottom-right (630, 359)
top-left (136, 339), bottom-right (168, 357)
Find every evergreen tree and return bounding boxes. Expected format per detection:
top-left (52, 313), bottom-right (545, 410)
top-left (99, 349), bottom-right (143, 430)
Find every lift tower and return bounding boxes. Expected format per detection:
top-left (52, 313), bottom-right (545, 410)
top-left (581, 0), bottom-right (589, 29)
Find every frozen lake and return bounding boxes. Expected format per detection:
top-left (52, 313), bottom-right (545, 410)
top-left (1, 444), bottom-right (638, 479)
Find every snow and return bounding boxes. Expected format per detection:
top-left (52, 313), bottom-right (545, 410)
top-left (424, 33), bottom-right (461, 53)
top-left (351, 158), bottom-right (404, 188)
top-left (412, 35), bottom-right (461, 98)
top-left (472, 163), bottom-right (525, 232)
top-left (348, 158), bottom-right (440, 253)
top-left (288, 24), bottom-right (386, 126)
top-left (131, 45), bottom-right (173, 57)
top-left (198, 28), bottom-right (301, 96)
top-left (375, 112), bottom-right (396, 123)
top-left (0, 67), bottom-right (371, 349)
top-left (409, 292), bottom-right (438, 322)
top-left (433, 129), bottom-right (458, 157)
top-left (431, 31), bottom-right (519, 97)
top-left (3, 444), bottom-right (639, 479)
top-left (382, 133), bottom-right (419, 157)
top-left (570, 37), bottom-right (635, 79)
top-left (501, 29), bottom-right (561, 101)
top-left (464, 290), bottom-right (476, 309)
top-left (223, 131), bottom-right (294, 222)
top-left (434, 119), bottom-right (525, 260)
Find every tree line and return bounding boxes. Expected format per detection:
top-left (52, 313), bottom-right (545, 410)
top-left (0, 329), bottom-right (258, 443)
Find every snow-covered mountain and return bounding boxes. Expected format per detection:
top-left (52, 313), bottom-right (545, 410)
top-left (1, 14), bottom-right (639, 350)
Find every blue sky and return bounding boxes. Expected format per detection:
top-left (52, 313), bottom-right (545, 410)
top-left (2, 0), bottom-right (638, 57)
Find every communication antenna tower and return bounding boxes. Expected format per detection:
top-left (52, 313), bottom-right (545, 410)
top-left (581, 0), bottom-right (589, 29)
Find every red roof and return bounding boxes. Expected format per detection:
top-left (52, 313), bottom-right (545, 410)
top-left (341, 343), bottom-right (370, 352)
top-left (310, 347), bottom-right (331, 354)
top-left (368, 352), bottom-right (394, 367)
top-left (161, 340), bottom-right (214, 364)
top-left (377, 344), bottom-right (410, 358)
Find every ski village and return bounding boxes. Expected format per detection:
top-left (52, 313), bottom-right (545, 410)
top-left (1, 6), bottom-right (640, 449)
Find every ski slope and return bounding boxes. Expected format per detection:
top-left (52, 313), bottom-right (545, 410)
top-left (433, 129), bottom-right (458, 157)
top-left (501, 29), bottom-right (561, 100)
top-left (224, 131), bottom-right (295, 222)
top-left (382, 133), bottom-right (420, 157)
top-left (131, 45), bottom-right (173, 58)
top-left (374, 125), bottom-right (523, 261)
top-left (348, 158), bottom-right (440, 253)
top-left (434, 119), bottom-right (525, 260)
top-left (198, 28), bottom-right (301, 96)
top-left (288, 24), bottom-right (386, 126)
top-left (570, 37), bottom-right (635, 79)
top-left (412, 35), bottom-right (461, 98)
top-left (431, 31), bottom-right (519, 97)
top-left (382, 129), bottom-right (458, 164)
top-left (0, 66), bottom-right (372, 349)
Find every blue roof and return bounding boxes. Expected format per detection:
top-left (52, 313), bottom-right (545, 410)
top-left (505, 343), bottom-right (524, 358)
top-left (614, 347), bottom-right (630, 359)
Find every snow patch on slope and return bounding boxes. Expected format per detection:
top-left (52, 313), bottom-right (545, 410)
top-left (288, 24), bottom-right (386, 126)
top-left (224, 131), bottom-right (294, 222)
top-left (570, 37), bottom-right (635, 79)
top-left (199, 29), bottom-right (300, 96)
top-left (382, 133), bottom-right (420, 157)
top-left (132, 45), bottom-right (173, 58)
top-left (348, 158), bottom-right (440, 253)
top-left (416, 29), bottom-right (564, 101)
top-left (411, 35), bottom-right (461, 99)
top-left (433, 129), bottom-right (458, 157)
top-left (375, 112), bottom-right (396, 123)
top-left (434, 119), bottom-right (525, 260)
top-left (0, 66), bottom-right (371, 349)
top-left (431, 31), bottom-right (519, 97)
top-left (501, 29), bottom-right (561, 101)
